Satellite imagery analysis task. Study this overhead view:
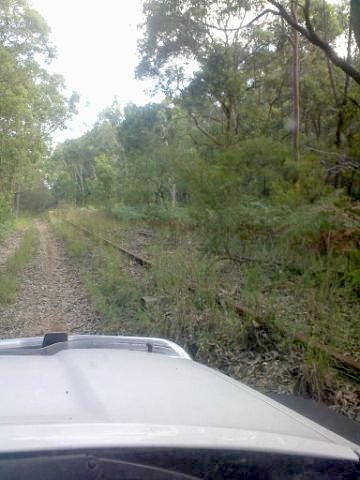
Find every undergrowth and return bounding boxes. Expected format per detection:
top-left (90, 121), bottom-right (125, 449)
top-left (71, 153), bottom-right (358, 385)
top-left (51, 205), bottom-right (359, 412)
top-left (52, 212), bottom-right (272, 366)
top-left (0, 227), bottom-right (38, 303)
top-left (0, 216), bottom-right (30, 243)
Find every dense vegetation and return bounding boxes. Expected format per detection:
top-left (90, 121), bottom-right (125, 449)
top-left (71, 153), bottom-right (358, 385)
top-left (0, 1), bottom-right (359, 403)
top-left (49, 1), bottom-right (360, 208)
top-left (47, 0), bottom-right (360, 293)
top-left (0, 0), bottom-right (77, 220)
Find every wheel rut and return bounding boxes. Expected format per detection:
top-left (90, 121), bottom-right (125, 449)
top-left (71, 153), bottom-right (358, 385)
top-left (0, 228), bottom-right (26, 269)
top-left (0, 221), bottom-right (98, 338)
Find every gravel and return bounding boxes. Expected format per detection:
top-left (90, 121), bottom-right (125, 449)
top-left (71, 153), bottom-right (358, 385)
top-left (0, 228), bottom-right (26, 269)
top-left (0, 221), bottom-right (98, 338)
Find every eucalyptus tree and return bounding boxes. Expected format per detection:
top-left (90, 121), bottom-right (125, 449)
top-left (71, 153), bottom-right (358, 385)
top-left (49, 114), bottom-right (124, 205)
top-left (352, 0), bottom-right (360, 49)
top-left (137, 1), bottom-right (273, 145)
top-left (118, 102), bottom-right (194, 206)
top-left (0, 0), bottom-right (77, 217)
top-left (267, 0), bottom-right (360, 85)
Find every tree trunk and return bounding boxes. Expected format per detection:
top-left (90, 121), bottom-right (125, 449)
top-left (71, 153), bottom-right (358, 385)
top-left (291, 0), bottom-right (300, 162)
top-left (15, 185), bottom-right (20, 217)
top-left (268, 0), bottom-right (360, 85)
top-left (171, 183), bottom-right (177, 207)
top-left (334, 24), bottom-right (352, 187)
top-left (350, 0), bottom-right (360, 50)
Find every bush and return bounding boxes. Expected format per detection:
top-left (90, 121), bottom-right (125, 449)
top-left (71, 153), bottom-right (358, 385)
top-left (19, 185), bottom-right (56, 213)
top-left (110, 203), bottom-right (192, 226)
top-left (0, 192), bottom-right (12, 222)
top-left (190, 199), bottom-right (288, 251)
top-left (144, 205), bottom-right (192, 225)
top-left (282, 196), bottom-right (360, 255)
top-left (110, 204), bottom-right (144, 221)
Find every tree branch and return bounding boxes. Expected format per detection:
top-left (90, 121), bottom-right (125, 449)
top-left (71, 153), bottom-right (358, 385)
top-left (201, 9), bottom-right (278, 33)
top-left (189, 113), bottom-right (225, 148)
top-left (267, 0), bottom-right (360, 85)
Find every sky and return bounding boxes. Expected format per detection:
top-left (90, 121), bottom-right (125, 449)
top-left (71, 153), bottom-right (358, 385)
top-left (30, 0), bottom-right (162, 143)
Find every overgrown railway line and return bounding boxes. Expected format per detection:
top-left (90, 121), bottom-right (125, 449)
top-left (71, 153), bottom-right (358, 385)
top-left (62, 217), bottom-right (360, 382)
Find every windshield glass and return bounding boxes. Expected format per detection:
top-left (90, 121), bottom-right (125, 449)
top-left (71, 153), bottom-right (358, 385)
top-left (0, 0), bottom-right (359, 477)
top-left (1, 448), bottom-right (359, 480)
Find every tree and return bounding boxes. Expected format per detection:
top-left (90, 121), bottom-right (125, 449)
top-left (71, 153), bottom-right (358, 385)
top-left (137, 1), bottom-right (280, 147)
top-left (0, 0), bottom-right (77, 217)
top-left (351, 0), bottom-right (360, 49)
top-left (267, 0), bottom-right (360, 85)
top-left (118, 102), bottom-right (193, 206)
top-left (49, 112), bottom-right (125, 204)
top-left (179, 43), bottom-right (249, 146)
top-left (136, 0), bottom-right (260, 86)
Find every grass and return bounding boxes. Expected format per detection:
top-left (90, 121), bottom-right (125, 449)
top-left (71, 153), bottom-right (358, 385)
top-left (0, 220), bottom-right (14, 243)
top-left (0, 227), bottom-right (38, 304)
top-left (51, 209), bottom-right (285, 365)
top-left (0, 216), bottom-right (30, 243)
top-left (51, 207), bottom-right (359, 410)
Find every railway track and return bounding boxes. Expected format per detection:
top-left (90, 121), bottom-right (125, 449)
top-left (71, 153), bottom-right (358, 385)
top-left (62, 217), bottom-right (360, 381)
top-left (63, 219), bottom-right (152, 267)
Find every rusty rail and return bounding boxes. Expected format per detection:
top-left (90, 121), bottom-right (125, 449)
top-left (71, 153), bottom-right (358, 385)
top-left (63, 219), bottom-right (152, 267)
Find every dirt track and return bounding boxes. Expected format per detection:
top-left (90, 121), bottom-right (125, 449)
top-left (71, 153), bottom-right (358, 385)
top-left (0, 221), bottom-right (97, 338)
top-left (0, 228), bottom-right (26, 269)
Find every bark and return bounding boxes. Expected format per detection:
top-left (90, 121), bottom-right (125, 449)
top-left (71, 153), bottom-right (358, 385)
top-left (291, 0), bottom-right (300, 162)
top-left (171, 183), bottom-right (177, 208)
top-left (351, 0), bottom-right (360, 50)
top-left (15, 186), bottom-right (20, 217)
top-left (334, 26), bottom-right (353, 187)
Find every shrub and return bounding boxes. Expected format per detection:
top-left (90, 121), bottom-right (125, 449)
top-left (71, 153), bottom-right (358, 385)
top-left (144, 205), bottom-right (192, 226)
top-left (19, 185), bottom-right (56, 213)
top-left (110, 204), bottom-right (144, 221)
top-left (282, 196), bottom-right (360, 255)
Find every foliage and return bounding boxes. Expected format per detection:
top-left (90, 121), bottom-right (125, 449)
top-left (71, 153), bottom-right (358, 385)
top-left (19, 183), bottom-right (56, 213)
top-left (282, 196), bottom-right (360, 256)
top-left (145, 205), bottom-right (192, 225)
top-left (49, 119), bottom-right (124, 205)
top-left (53, 208), bottom-right (360, 411)
top-left (110, 205), bottom-right (145, 221)
top-left (351, 0), bottom-right (360, 49)
top-left (0, 0), bottom-right (78, 218)
top-left (50, 0), bottom-right (360, 222)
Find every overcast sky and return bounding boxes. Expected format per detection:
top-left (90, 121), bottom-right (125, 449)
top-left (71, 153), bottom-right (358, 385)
top-left (30, 0), bottom-right (162, 143)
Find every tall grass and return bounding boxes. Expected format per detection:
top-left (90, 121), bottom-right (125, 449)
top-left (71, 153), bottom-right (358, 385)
top-left (52, 206), bottom-right (360, 407)
top-left (0, 227), bottom-right (38, 303)
top-left (52, 210), bottom-right (281, 365)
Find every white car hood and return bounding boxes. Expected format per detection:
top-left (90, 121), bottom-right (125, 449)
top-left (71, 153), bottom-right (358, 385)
top-left (0, 344), bottom-right (358, 460)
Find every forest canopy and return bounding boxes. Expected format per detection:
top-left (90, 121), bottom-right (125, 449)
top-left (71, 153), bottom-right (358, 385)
top-left (48, 0), bottom-right (359, 212)
top-left (0, 0), bottom-right (359, 226)
top-left (0, 0), bottom-right (77, 218)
